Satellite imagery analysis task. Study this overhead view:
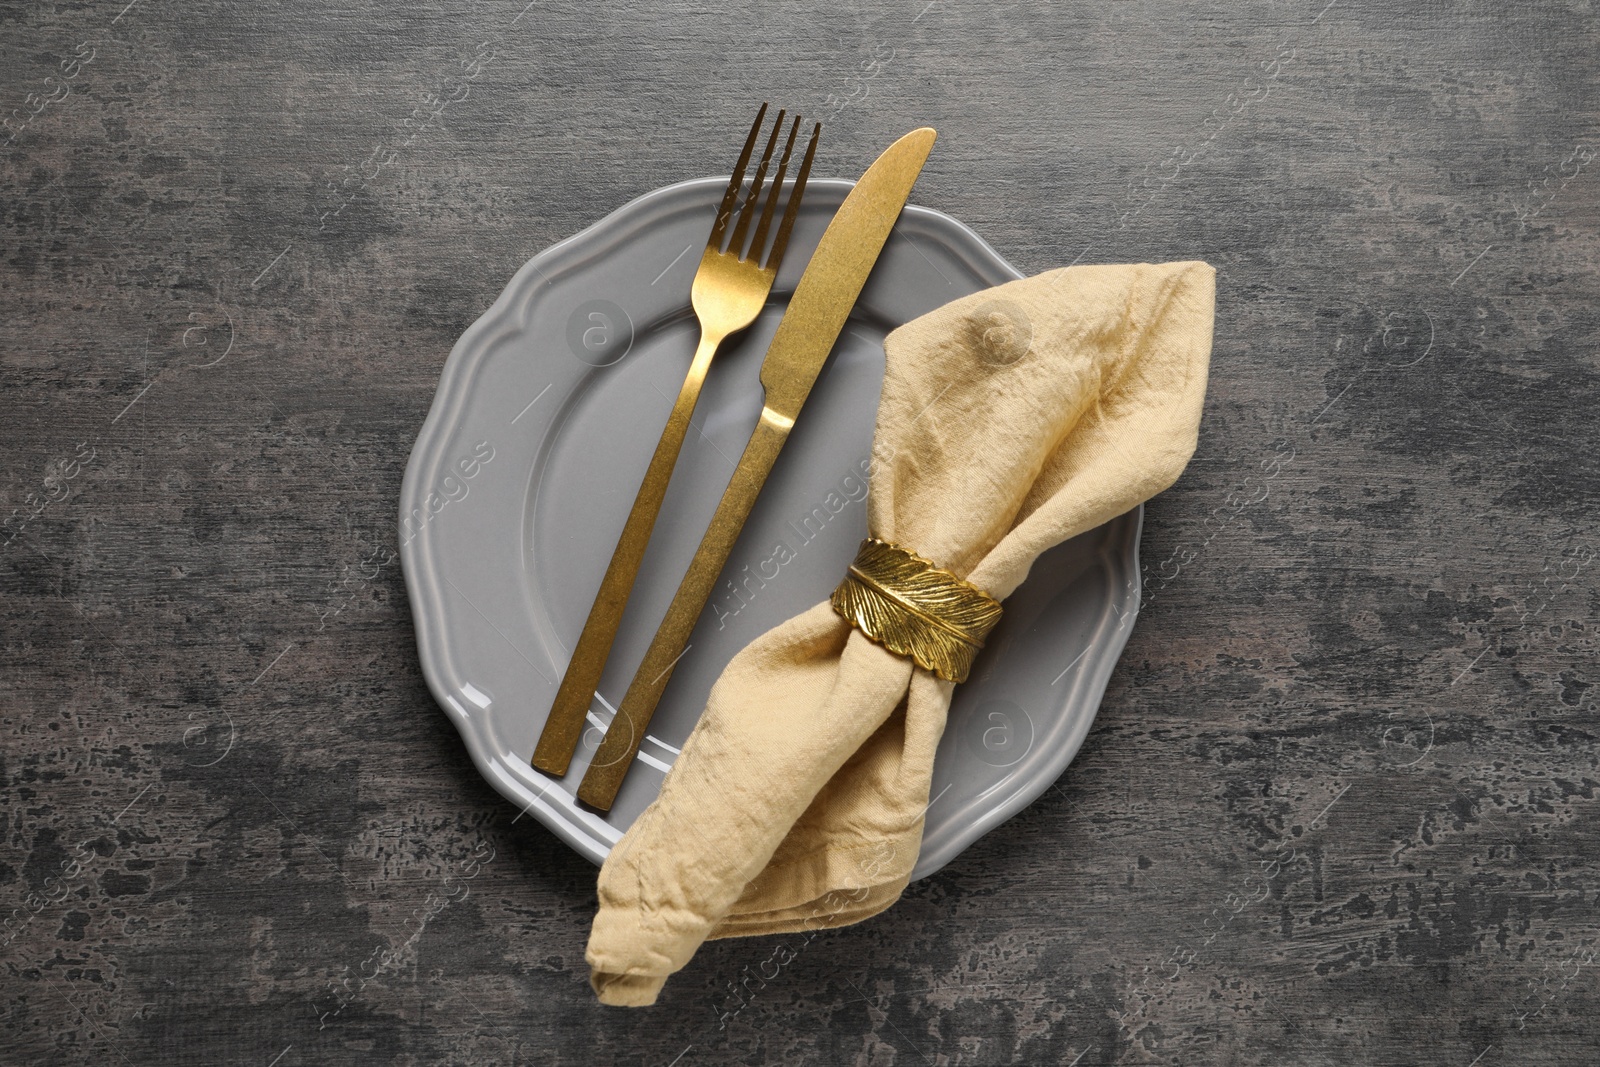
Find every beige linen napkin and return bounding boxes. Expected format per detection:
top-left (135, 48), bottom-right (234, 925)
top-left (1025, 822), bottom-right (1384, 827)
top-left (586, 260), bottom-right (1216, 1005)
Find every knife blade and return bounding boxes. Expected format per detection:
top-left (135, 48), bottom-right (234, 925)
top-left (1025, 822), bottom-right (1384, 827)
top-left (576, 127), bottom-right (937, 811)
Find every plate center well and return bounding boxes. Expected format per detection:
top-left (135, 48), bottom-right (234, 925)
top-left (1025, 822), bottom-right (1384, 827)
top-left (526, 302), bottom-right (889, 811)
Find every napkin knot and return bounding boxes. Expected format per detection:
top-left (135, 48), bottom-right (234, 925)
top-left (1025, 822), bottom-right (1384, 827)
top-left (829, 537), bottom-right (1003, 683)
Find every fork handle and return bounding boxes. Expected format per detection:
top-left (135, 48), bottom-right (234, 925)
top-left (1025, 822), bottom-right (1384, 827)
top-left (577, 407), bottom-right (792, 810)
top-left (532, 329), bottom-right (725, 776)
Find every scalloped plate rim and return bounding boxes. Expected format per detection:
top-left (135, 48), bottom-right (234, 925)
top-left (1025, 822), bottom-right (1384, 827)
top-left (398, 176), bottom-right (1142, 877)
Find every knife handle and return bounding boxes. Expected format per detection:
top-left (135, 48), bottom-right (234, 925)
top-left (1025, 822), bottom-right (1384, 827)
top-left (577, 407), bottom-right (792, 810)
top-left (532, 330), bottom-right (724, 776)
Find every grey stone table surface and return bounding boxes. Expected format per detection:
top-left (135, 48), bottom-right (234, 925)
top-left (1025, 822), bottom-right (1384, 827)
top-left (2, 0), bottom-right (1596, 1064)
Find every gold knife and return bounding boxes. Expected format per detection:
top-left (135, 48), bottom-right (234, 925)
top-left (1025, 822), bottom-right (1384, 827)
top-left (577, 127), bottom-right (938, 810)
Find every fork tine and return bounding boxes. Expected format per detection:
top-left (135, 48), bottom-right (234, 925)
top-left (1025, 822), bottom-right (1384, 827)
top-left (707, 104), bottom-right (767, 253)
top-left (765, 121), bottom-right (820, 273)
top-left (727, 108), bottom-right (785, 258)
top-left (749, 115), bottom-right (800, 268)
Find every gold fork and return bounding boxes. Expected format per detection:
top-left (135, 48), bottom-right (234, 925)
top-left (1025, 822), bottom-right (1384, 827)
top-left (532, 105), bottom-right (821, 776)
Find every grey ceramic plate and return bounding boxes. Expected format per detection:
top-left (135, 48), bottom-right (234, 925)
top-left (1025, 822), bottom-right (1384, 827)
top-left (399, 177), bottom-right (1142, 879)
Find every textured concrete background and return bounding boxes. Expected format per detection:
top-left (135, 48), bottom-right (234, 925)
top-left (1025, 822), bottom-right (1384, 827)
top-left (2, 0), bottom-right (1598, 1063)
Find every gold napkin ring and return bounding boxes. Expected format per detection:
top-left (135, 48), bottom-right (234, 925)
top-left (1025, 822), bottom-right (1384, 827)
top-left (830, 538), bottom-right (1003, 683)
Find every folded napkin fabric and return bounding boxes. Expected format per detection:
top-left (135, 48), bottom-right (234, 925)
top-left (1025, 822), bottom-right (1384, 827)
top-left (586, 260), bottom-right (1216, 1006)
